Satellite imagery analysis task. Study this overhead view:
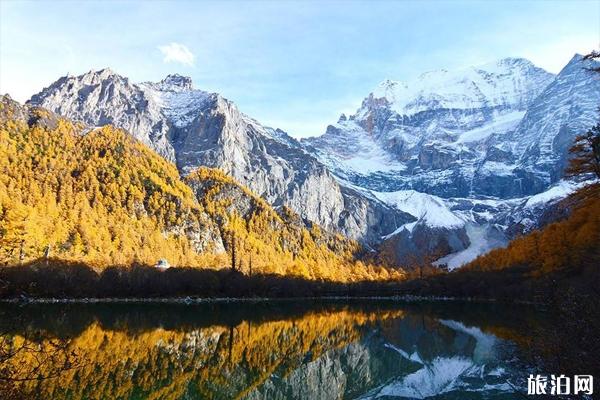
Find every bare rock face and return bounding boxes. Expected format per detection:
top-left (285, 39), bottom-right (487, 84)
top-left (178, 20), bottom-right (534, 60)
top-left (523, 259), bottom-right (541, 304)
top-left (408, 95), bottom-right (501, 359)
top-left (28, 70), bottom-right (407, 244)
top-left (379, 223), bottom-right (470, 267)
top-left (29, 69), bottom-right (176, 161)
top-left (163, 216), bottom-right (225, 255)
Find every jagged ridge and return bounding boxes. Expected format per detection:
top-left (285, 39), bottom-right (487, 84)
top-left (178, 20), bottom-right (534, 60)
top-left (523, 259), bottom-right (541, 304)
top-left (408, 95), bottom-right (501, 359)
top-left (28, 70), bottom-right (410, 244)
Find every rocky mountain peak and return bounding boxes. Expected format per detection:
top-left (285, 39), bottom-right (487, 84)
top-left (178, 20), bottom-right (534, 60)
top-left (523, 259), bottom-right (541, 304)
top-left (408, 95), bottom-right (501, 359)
top-left (79, 67), bottom-right (126, 85)
top-left (416, 69), bottom-right (449, 81)
top-left (155, 74), bottom-right (194, 92)
top-left (28, 68), bottom-right (131, 107)
top-left (490, 57), bottom-right (535, 68)
top-left (509, 53), bottom-right (600, 187)
top-left (95, 67), bottom-right (117, 77)
top-left (556, 53), bottom-right (595, 77)
top-left (564, 53), bottom-right (584, 64)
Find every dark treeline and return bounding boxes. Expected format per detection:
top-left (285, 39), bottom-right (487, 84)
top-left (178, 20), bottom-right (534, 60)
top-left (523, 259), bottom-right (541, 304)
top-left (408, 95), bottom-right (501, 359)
top-left (0, 251), bottom-right (597, 303)
top-left (0, 259), bottom-right (407, 299)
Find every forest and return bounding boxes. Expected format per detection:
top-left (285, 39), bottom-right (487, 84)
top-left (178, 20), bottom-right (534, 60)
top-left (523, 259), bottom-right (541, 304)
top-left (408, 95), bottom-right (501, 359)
top-left (0, 95), bottom-right (401, 283)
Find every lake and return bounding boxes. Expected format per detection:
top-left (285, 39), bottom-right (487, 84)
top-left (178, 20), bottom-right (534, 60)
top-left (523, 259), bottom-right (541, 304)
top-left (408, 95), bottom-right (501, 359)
top-left (0, 300), bottom-right (545, 399)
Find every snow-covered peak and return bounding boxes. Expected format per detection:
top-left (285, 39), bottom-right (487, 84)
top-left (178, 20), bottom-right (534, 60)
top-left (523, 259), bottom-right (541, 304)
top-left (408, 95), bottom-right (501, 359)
top-left (153, 74), bottom-right (194, 92)
top-left (139, 74), bottom-right (196, 98)
top-left (367, 58), bottom-right (553, 117)
top-left (138, 81), bottom-right (210, 128)
top-left (477, 57), bottom-right (540, 71)
top-left (552, 53), bottom-right (598, 83)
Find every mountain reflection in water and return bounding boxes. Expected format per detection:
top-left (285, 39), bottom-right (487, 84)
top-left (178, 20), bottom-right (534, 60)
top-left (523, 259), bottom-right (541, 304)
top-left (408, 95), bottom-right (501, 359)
top-left (0, 300), bottom-right (541, 400)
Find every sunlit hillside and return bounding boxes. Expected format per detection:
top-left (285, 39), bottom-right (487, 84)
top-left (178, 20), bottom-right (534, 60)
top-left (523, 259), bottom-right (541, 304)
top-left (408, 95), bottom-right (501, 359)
top-left (0, 95), bottom-right (402, 282)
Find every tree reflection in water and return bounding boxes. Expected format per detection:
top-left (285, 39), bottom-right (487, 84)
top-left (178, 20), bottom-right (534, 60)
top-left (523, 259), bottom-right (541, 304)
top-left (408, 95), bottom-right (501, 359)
top-left (0, 301), bottom-right (543, 400)
top-left (0, 313), bottom-right (84, 400)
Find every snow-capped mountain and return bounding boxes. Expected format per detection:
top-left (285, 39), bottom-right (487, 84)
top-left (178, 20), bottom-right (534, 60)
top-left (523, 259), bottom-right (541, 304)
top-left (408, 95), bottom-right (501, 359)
top-left (28, 69), bottom-right (410, 244)
top-left (304, 56), bottom-right (599, 199)
top-left (298, 54), bottom-right (599, 267)
top-left (24, 54), bottom-right (599, 268)
top-left (369, 57), bottom-right (552, 117)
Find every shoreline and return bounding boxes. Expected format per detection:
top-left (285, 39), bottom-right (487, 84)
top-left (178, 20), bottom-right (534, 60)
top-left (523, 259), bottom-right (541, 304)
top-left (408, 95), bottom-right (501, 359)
top-left (0, 295), bottom-right (540, 305)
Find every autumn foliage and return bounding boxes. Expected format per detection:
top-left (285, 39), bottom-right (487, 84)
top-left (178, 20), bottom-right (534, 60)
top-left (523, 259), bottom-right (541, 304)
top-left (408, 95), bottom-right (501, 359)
top-left (0, 100), bottom-right (220, 268)
top-left (0, 96), bottom-right (402, 283)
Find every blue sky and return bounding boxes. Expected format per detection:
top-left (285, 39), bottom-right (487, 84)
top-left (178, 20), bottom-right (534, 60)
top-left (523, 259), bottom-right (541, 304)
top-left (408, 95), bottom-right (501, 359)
top-left (1, 1), bottom-right (598, 138)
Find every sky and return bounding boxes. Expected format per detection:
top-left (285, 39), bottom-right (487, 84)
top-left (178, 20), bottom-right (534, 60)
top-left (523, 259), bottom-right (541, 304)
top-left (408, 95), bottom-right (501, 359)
top-left (1, 1), bottom-right (598, 138)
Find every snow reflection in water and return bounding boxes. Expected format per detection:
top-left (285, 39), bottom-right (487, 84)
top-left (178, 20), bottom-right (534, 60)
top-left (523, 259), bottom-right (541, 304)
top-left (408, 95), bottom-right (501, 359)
top-left (360, 319), bottom-right (517, 399)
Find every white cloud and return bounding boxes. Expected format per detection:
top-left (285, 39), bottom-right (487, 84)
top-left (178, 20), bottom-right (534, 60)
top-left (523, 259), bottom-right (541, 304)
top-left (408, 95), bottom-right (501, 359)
top-left (158, 42), bottom-right (195, 66)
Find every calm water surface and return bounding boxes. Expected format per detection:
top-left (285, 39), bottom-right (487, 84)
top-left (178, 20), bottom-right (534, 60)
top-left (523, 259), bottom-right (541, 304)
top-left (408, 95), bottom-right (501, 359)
top-left (0, 300), bottom-right (544, 399)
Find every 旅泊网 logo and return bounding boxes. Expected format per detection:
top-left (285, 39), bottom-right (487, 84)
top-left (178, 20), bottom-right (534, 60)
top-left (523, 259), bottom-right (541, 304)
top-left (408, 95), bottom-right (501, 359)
top-left (527, 374), bottom-right (593, 396)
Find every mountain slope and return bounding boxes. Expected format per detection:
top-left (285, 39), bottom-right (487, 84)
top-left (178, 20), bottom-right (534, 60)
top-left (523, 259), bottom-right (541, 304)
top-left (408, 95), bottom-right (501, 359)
top-left (28, 69), bottom-right (177, 161)
top-left (185, 167), bottom-right (395, 280)
top-left (28, 71), bottom-right (410, 244)
top-left (510, 54), bottom-right (600, 189)
top-left (370, 179), bottom-right (584, 268)
top-left (0, 94), bottom-right (223, 267)
top-left (0, 95), bottom-right (401, 281)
